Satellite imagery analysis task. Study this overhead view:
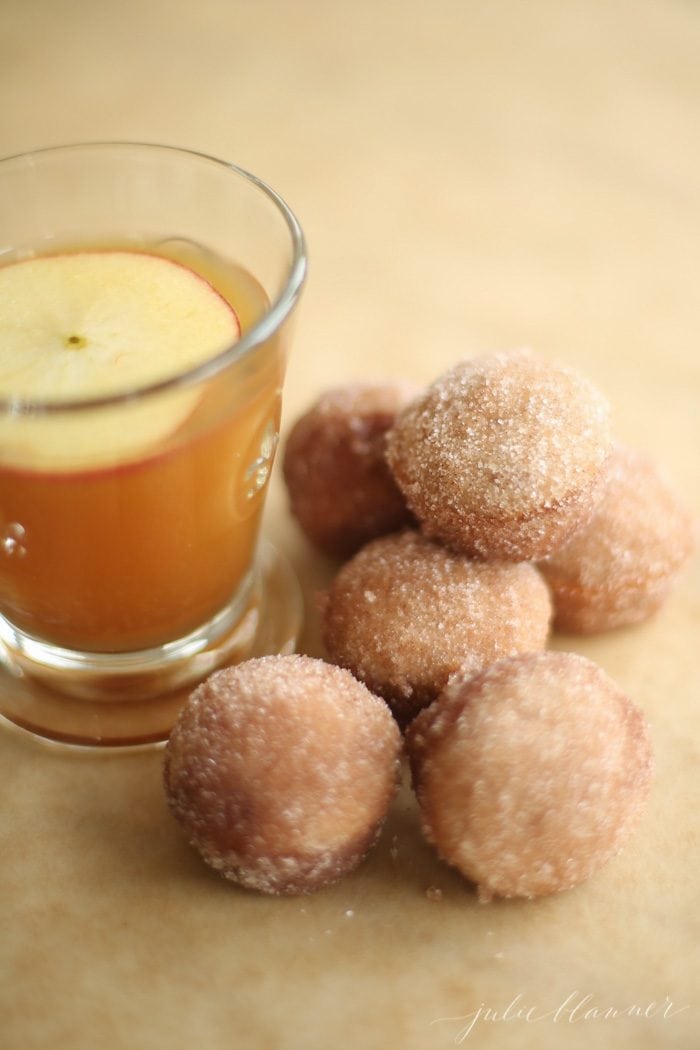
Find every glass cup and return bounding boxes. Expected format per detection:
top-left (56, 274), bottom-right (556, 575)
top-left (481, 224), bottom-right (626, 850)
top-left (0, 142), bottom-right (306, 746)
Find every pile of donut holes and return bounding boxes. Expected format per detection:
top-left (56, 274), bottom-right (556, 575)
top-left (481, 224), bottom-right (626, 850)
top-left (165, 350), bottom-right (693, 902)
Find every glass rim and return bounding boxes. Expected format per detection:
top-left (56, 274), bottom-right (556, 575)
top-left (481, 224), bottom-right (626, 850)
top-left (0, 141), bottom-right (307, 416)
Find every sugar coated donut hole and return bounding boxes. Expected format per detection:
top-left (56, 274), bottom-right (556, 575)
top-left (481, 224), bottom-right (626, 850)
top-left (283, 382), bottom-right (418, 558)
top-left (386, 349), bottom-right (612, 561)
top-left (539, 445), bottom-right (695, 633)
top-left (164, 655), bottom-right (402, 895)
top-left (406, 651), bottom-right (653, 900)
top-left (321, 529), bottom-right (552, 725)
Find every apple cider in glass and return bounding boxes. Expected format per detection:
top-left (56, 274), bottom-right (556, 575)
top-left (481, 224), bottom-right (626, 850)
top-left (0, 143), bottom-right (306, 745)
top-left (0, 241), bottom-right (281, 652)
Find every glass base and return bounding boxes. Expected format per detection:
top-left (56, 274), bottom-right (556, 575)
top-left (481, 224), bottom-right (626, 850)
top-left (0, 541), bottom-right (302, 748)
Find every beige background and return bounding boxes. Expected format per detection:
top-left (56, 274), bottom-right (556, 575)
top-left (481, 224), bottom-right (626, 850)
top-left (1, 1), bottom-right (699, 1048)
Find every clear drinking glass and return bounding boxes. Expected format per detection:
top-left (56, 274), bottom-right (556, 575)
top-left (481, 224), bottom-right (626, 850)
top-left (0, 143), bottom-right (306, 746)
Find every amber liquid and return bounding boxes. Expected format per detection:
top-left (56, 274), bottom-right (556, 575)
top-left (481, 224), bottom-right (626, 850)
top-left (0, 240), bottom-right (284, 653)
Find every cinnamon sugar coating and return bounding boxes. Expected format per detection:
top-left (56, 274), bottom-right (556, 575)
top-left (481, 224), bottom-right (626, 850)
top-left (406, 652), bottom-right (653, 900)
top-left (539, 445), bottom-right (695, 633)
top-left (164, 655), bottom-right (401, 895)
top-left (321, 530), bottom-right (552, 724)
top-left (283, 382), bottom-right (418, 558)
top-left (386, 350), bottom-right (612, 561)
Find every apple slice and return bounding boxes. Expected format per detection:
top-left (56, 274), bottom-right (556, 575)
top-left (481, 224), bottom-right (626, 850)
top-left (0, 250), bottom-right (240, 469)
